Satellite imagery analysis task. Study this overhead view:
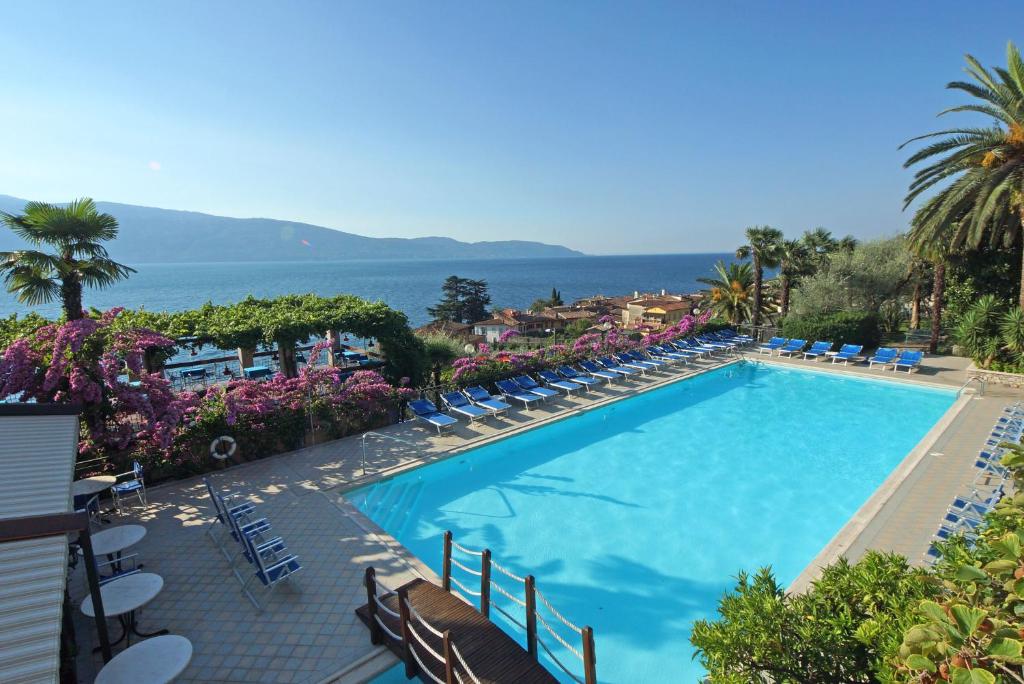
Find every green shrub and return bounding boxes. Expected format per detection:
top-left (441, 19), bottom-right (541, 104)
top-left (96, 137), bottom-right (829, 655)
top-left (781, 311), bottom-right (881, 348)
top-left (691, 553), bottom-right (932, 683)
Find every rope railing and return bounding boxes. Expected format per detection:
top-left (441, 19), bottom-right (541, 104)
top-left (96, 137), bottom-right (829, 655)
top-left (441, 530), bottom-right (597, 684)
top-left (364, 567), bottom-right (484, 684)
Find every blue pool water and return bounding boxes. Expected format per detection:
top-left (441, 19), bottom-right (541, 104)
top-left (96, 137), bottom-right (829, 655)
top-left (348, 362), bottom-right (956, 683)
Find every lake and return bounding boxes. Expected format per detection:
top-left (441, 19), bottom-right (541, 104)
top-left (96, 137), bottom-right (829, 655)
top-left (1, 253), bottom-right (735, 328)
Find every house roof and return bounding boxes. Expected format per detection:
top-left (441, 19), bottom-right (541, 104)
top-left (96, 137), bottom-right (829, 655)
top-left (0, 405), bottom-right (80, 684)
top-left (649, 302), bottom-right (691, 312)
top-left (472, 318), bottom-right (509, 327)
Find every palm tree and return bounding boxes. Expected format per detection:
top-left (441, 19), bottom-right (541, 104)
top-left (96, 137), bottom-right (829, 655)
top-left (698, 260), bottom-right (759, 324)
top-left (419, 332), bottom-right (465, 385)
top-left (777, 239), bottom-right (812, 317)
top-left (735, 226), bottom-right (783, 327)
top-left (905, 257), bottom-right (933, 330)
top-left (836, 235), bottom-right (859, 253)
top-left (901, 41), bottom-right (1024, 309)
top-left (0, 198), bottom-right (134, 320)
top-left (802, 227), bottom-right (837, 266)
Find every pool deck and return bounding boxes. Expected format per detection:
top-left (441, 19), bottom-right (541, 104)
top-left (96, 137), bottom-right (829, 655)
top-left (72, 350), bottom-right (1022, 682)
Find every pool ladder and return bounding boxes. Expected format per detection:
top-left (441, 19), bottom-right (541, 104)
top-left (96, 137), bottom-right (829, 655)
top-left (957, 376), bottom-right (987, 398)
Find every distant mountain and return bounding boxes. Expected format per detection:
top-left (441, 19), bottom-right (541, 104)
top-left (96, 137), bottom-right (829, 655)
top-left (0, 195), bottom-right (585, 263)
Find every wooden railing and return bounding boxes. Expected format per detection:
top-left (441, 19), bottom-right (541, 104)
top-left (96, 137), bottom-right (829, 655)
top-left (442, 531), bottom-right (597, 684)
top-left (364, 568), bottom-right (481, 684)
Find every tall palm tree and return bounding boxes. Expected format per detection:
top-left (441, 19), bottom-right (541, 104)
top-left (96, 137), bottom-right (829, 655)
top-left (836, 235), bottom-right (859, 253)
top-left (802, 227), bottom-right (837, 267)
top-left (777, 239), bottom-right (812, 317)
top-left (901, 41), bottom-right (1024, 308)
top-left (905, 257), bottom-right (933, 330)
top-left (735, 226), bottom-right (783, 327)
top-left (697, 260), bottom-right (759, 325)
top-left (0, 198), bottom-right (134, 319)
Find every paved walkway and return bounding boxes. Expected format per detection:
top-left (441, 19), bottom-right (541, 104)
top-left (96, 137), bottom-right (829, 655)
top-left (71, 350), bottom-right (1022, 682)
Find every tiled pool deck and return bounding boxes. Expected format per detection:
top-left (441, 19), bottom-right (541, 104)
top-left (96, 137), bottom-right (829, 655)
top-left (72, 352), bottom-right (1020, 683)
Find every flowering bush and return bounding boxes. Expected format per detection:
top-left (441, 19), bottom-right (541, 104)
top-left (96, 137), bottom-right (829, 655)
top-left (444, 314), bottom-right (725, 388)
top-left (497, 329), bottom-right (520, 344)
top-left (0, 309), bottom-right (197, 461)
top-left (0, 314), bottom-right (416, 480)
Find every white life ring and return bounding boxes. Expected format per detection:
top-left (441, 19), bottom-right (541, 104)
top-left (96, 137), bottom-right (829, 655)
top-left (210, 436), bottom-right (237, 460)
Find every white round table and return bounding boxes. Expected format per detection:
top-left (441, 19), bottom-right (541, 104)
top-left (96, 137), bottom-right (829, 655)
top-left (94, 635), bottom-right (192, 684)
top-left (72, 475), bottom-right (116, 497)
top-left (87, 525), bottom-right (147, 557)
top-left (81, 573), bottom-right (167, 648)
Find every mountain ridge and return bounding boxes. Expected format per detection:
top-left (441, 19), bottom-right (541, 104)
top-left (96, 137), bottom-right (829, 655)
top-left (0, 194), bottom-right (585, 263)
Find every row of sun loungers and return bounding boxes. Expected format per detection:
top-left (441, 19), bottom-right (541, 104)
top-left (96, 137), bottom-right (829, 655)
top-left (757, 337), bottom-right (925, 372)
top-left (203, 478), bottom-right (303, 609)
top-left (406, 330), bottom-right (755, 433)
top-left (924, 403), bottom-right (1023, 562)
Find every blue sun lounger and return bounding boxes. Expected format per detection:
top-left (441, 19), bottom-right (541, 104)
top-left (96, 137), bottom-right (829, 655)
top-left (513, 375), bottom-right (560, 400)
top-left (721, 329), bottom-right (754, 344)
top-left (620, 351), bottom-right (662, 370)
top-left (868, 347), bottom-right (899, 369)
top-left (802, 340), bottom-right (833, 360)
top-left (893, 349), bottom-right (924, 373)
top-left (556, 366), bottom-right (602, 388)
top-left (628, 349), bottom-right (669, 367)
top-left (605, 355), bottom-right (648, 375)
top-left (831, 344), bottom-right (864, 365)
top-left (697, 335), bottom-right (735, 350)
top-left (757, 337), bottom-right (787, 355)
top-left (463, 386), bottom-right (511, 416)
top-left (495, 379), bottom-right (543, 408)
top-left (647, 345), bottom-right (688, 363)
top-left (578, 360), bottom-right (620, 382)
top-left (408, 398), bottom-right (458, 434)
top-left (776, 339), bottom-right (807, 357)
top-left (596, 357), bottom-right (640, 377)
top-left (669, 340), bottom-right (708, 358)
top-left (441, 392), bottom-right (491, 423)
top-left (537, 369), bottom-right (584, 394)
top-left (569, 363), bottom-right (616, 384)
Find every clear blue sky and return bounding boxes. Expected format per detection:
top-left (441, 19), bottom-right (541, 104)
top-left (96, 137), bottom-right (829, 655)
top-left (0, 1), bottom-right (1020, 255)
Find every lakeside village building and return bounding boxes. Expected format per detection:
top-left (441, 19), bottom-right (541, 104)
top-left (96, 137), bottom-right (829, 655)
top-left (416, 291), bottom-right (703, 345)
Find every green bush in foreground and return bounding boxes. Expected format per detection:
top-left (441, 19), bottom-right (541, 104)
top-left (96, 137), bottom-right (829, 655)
top-left (691, 553), bottom-right (932, 683)
top-left (693, 443), bottom-right (1024, 683)
top-left (781, 310), bottom-right (881, 349)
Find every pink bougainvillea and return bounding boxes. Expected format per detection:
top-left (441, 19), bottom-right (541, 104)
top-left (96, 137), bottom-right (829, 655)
top-left (447, 309), bottom-right (720, 387)
top-left (497, 329), bottom-right (520, 344)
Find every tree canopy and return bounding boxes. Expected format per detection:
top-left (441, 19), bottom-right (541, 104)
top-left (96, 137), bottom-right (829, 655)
top-left (0, 198), bottom-right (135, 319)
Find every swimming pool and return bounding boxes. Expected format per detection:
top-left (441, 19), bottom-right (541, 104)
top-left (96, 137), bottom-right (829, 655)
top-left (347, 361), bottom-right (956, 682)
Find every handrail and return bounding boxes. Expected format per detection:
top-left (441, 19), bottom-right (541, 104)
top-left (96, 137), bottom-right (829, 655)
top-left (363, 567), bottom-right (483, 684)
top-left (957, 375), bottom-right (987, 398)
top-left (359, 431), bottom-right (416, 476)
top-left (442, 530), bottom-right (597, 684)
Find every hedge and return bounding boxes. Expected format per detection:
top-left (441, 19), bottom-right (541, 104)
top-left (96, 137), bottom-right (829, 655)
top-left (780, 311), bottom-right (881, 349)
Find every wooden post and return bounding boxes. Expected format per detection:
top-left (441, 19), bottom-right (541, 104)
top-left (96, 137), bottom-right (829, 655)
top-left (237, 347), bottom-right (254, 373)
top-left (79, 529), bottom-right (112, 663)
top-left (397, 588), bottom-right (416, 679)
top-left (524, 575), bottom-right (537, 659)
top-left (326, 330), bottom-right (341, 367)
top-left (278, 342), bottom-right (298, 378)
top-left (480, 548), bottom-right (491, 618)
top-left (442, 630), bottom-right (455, 684)
top-left (582, 625), bottom-right (597, 684)
top-left (442, 531), bottom-right (453, 592)
top-left (364, 567), bottom-right (383, 644)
